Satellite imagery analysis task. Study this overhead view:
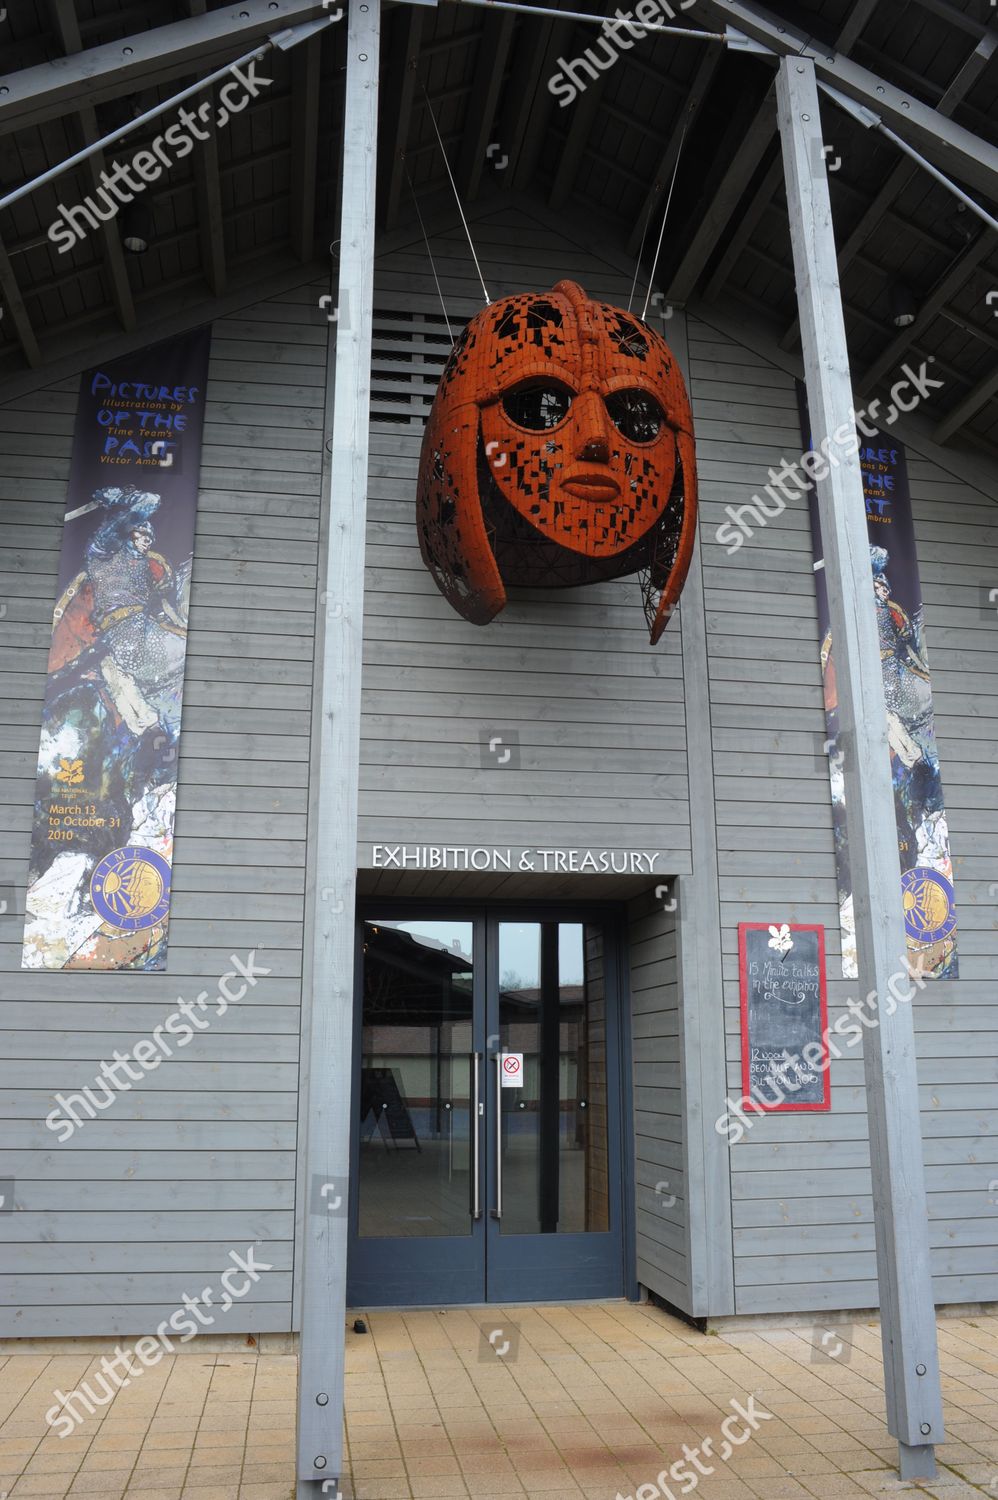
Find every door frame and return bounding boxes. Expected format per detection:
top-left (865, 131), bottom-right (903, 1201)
top-left (347, 898), bottom-right (638, 1307)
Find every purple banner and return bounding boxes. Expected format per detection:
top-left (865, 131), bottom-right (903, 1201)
top-left (799, 386), bottom-right (957, 980)
top-left (22, 328), bottom-right (210, 971)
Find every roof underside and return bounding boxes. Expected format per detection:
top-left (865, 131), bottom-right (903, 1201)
top-left (0, 0), bottom-right (996, 453)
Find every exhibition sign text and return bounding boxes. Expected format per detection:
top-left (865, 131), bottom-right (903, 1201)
top-left (371, 845), bottom-right (663, 874)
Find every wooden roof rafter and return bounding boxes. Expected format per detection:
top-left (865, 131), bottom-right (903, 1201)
top-left (457, 8), bottom-right (516, 202)
top-left (934, 364), bottom-right (998, 444)
top-left (382, 6), bottom-right (426, 231)
top-left (859, 228), bottom-right (997, 391)
top-left (547, 19), bottom-right (625, 210)
top-left (47, 0), bottom-right (136, 334)
top-left (627, 45), bottom-right (723, 259)
top-left (778, 27), bottom-right (998, 351)
top-left (290, 29), bottom-right (323, 262)
top-left (693, 0), bottom-right (998, 200)
top-left (503, 8), bottom-right (580, 193)
top-left (732, 236), bottom-right (997, 438)
top-left (185, 0), bottom-right (227, 295)
top-left (700, 0), bottom-right (883, 307)
top-left (665, 84), bottom-right (778, 307)
top-left (0, 232), bottom-right (41, 367)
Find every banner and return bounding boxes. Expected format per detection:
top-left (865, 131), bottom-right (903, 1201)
top-left (799, 387), bottom-right (957, 980)
top-left (22, 329), bottom-right (210, 971)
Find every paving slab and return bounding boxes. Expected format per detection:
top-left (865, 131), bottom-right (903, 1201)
top-left (0, 1306), bottom-right (996, 1499)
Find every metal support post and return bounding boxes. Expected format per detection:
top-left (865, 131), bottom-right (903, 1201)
top-left (775, 54), bottom-right (944, 1483)
top-left (295, 0), bottom-right (380, 1494)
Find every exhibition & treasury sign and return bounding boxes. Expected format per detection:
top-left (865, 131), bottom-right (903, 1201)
top-left (370, 845), bottom-right (665, 873)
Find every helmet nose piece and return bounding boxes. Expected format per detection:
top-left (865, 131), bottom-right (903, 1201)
top-left (578, 436), bottom-right (610, 463)
top-left (573, 391), bottom-right (611, 463)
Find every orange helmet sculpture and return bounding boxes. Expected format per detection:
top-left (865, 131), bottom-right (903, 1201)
top-left (416, 279), bottom-right (697, 643)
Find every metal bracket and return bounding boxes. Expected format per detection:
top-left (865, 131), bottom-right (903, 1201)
top-left (724, 26), bottom-right (772, 55)
top-left (270, 17), bottom-right (344, 49)
top-left (819, 81), bottom-right (881, 130)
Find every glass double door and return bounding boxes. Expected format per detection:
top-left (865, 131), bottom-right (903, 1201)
top-left (347, 909), bottom-right (625, 1306)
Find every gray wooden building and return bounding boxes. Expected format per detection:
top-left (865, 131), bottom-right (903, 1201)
top-left (0, 0), bottom-right (996, 1490)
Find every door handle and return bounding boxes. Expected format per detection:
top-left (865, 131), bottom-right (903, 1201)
top-left (492, 1051), bottom-right (502, 1220)
top-left (472, 1052), bottom-right (482, 1221)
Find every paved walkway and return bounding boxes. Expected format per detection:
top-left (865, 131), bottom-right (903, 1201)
top-left (0, 1303), bottom-right (995, 1499)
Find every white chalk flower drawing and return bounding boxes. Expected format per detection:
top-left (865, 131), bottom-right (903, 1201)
top-left (768, 923), bottom-right (794, 955)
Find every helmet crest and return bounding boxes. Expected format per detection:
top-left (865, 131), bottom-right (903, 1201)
top-left (416, 280), bottom-right (698, 643)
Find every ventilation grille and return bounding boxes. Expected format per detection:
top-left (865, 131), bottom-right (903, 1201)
top-left (370, 309), bottom-right (465, 426)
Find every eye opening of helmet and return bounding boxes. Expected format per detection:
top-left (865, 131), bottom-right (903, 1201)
top-left (605, 387), bottom-right (665, 443)
top-left (501, 379), bottom-right (575, 432)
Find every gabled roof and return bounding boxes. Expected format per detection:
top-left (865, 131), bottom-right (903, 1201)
top-left (0, 0), bottom-right (996, 453)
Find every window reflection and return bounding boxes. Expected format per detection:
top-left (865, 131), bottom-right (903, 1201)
top-left (358, 920), bottom-right (474, 1238)
top-left (498, 922), bottom-right (609, 1235)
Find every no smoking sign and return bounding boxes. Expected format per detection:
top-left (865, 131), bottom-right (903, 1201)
top-left (500, 1052), bottom-right (524, 1088)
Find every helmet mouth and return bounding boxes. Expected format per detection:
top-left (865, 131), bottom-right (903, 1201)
top-left (560, 473), bottom-right (622, 502)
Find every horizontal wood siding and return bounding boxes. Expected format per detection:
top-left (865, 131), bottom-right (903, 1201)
top-left (0, 285), bottom-right (326, 1336)
top-left (5, 214), bottom-right (994, 1335)
top-left (689, 310), bottom-right (998, 1314)
top-left (628, 887), bottom-right (688, 1310)
top-left (358, 209), bottom-right (691, 870)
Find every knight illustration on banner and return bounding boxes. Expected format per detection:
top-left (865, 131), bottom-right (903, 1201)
top-left (55, 486), bottom-right (189, 738)
top-left (800, 390), bottom-right (957, 981)
top-left (871, 546), bottom-right (956, 970)
top-left (22, 327), bottom-right (210, 972)
top-left (821, 543), bottom-right (957, 980)
top-left (23, 487), bottom-right (190, 970)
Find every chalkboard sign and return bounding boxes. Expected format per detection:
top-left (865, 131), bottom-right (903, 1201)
top-left (738, 923), bottom-right (830, 1112)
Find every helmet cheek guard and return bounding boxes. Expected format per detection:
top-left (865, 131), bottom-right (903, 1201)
top-left (653, 427), bottom-right (698, 644)
top-left (416, 280), bottom-right (698, 644)
top-left (417, 401), bottom-right (504, 625)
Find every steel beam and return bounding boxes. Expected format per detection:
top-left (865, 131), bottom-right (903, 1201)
top-left (697, 0), bottom-right (998, 204)
top-left (295, 0), bottom-right (379, 1493)
top-left (0, 0), bottom-right (328, 136)
top-left (776, 54), bottom-right (944, 1481)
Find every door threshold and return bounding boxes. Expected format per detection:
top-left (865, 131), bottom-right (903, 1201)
top-left (347, 1297), bottom-right (631, 1312)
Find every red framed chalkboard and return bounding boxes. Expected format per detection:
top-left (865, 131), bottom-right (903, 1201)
top-left (738, 923), bottom-right (830, 1113)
